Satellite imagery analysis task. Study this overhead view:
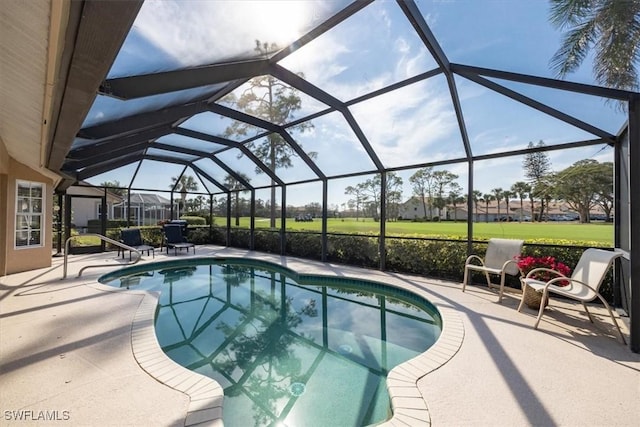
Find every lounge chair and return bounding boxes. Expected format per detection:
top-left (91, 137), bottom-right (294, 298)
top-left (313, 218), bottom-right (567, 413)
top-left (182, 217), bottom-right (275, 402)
top-left (518, 248), bottom-right (626, 344)
top-left (119, 228), bottom-right (154, 260)
top-left (163, 224), bottom-right (195, 255)
top-left (462, 238), bottom-right (524, 303)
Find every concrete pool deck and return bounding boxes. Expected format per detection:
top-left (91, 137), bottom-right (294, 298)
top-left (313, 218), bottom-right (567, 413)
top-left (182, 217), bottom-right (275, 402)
top-left (1, 245), bottom-right (638, 426)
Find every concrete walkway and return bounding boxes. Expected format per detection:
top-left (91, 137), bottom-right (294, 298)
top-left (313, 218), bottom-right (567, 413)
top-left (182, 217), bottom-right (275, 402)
top-left (1, 246), bottom-right (638, 426)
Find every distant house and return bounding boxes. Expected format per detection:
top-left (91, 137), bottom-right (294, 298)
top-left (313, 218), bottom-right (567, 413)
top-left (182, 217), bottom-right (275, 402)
top-left (113, 193), bottom-right (178, 226)
top-left (65, 184), bottom-right (122, 231)
top-left (398, 197), bottom-right (441, 219)
top-left (399, 196), bottom-right (608, 222)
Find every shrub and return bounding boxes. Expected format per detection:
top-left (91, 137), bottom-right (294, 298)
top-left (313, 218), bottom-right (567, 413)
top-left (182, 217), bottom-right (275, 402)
top-left (286, 232), bottom-right (323, 261)
top-left (210, 226), bottom-right (227, 245)
top-left (230, 228), bottom-right (251, 249)
top-left (186, 226), bottom-right (210, 244)
top-left (180, 216), bottom-right (206, 225)
top-left (326, 234), bottom-right (379, 268)
top-left (87, 219), bottom-right (129, 233)
top-left (254, 230), bottom-right (281, 254)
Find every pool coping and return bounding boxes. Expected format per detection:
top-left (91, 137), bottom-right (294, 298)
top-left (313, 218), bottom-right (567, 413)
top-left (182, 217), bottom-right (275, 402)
top-left (90, 256), bottom-right (464, 427)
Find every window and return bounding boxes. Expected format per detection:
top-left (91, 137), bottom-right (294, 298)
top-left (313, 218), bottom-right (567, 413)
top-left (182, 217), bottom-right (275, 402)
top-left (15, 181), bottom-right (44, 248)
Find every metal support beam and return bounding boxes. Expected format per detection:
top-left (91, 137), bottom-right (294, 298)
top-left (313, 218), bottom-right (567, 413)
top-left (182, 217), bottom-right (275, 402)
top-left (628, 94), bottom-right (640, 352)
top-left (250, 189), bottom-right (256, 250)
top-left (467, 161), bottom-right (474, 255)
top-left (281, 186), bottom-right (287, 255)
top-left (100, 59), bottom-right (270, 99)
top-left (209, 194), bottom-right (214, 243)
top-left (341, 108), bottom-right (385, 171)
top-left (226, 192), bottom-right (232, 246)
top-left (380, 172), bottom-right (387, 271)
top-left (174, 127), bottom-right (285, 185)
top-left (458, 72), bottom-right (615, 141)
top-left (397, 0), bottom-right (450, 71)
top-left (47, 1), bottom-right (144, 171)
top-left (451, 63), bottom-right (634, 101)
top-left (322, 179), bottom-right (328, 263)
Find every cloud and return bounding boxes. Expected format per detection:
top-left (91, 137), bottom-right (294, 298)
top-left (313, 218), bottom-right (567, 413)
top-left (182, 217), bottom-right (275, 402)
top-left (349, 78), bottom-right (460, 167)
top-left (134, 0), bottom-right (324, 67)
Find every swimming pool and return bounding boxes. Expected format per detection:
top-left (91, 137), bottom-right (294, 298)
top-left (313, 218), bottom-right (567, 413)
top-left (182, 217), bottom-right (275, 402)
top-left (100, 258), bottom-right (442, 426)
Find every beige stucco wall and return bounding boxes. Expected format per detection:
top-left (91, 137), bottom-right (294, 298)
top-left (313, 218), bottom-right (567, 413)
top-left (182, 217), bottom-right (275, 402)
top-left (1, 157), bottom-right (54, 275)
top-left (1, 138), bottom-right (9, 275)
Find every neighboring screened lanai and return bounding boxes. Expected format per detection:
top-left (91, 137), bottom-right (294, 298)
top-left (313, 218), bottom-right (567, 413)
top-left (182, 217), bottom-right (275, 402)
top-left (44, 1), bottom-right (640, 352)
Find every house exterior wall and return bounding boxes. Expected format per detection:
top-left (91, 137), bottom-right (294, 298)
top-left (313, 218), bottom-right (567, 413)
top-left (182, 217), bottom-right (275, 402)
top-left (0, 139), bottom-right (8, 275)
top-left (65, 185), bottom-right (121, 228)
top-left (1, 157), bottom-right (54, 275)
top-left (398, 197), bottom-right (443, 219)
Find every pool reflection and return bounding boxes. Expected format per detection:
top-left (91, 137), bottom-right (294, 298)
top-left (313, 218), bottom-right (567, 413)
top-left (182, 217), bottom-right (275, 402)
top-left (148, 263), bottom-right (440, 427)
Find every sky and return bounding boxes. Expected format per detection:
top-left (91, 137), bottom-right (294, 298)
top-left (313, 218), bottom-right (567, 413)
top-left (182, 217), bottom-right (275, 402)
top-left (83, 0), bottom-right (626, 209)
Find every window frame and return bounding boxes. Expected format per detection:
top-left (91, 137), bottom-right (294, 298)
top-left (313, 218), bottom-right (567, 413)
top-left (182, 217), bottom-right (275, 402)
top-left (15, 180), bottom-right (45, 249)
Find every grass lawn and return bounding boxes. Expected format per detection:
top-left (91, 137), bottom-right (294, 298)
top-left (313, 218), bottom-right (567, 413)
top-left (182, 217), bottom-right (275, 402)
top-left (230, 217), bottom-right (613, 245)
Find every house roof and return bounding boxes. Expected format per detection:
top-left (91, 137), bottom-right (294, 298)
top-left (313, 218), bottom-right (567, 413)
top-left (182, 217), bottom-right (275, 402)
top-left (127, 193), bottom-right (173, 206)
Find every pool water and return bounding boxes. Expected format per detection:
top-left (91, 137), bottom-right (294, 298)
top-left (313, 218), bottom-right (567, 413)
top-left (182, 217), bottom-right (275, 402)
top-left (100, 259), bottom-right (442, 426)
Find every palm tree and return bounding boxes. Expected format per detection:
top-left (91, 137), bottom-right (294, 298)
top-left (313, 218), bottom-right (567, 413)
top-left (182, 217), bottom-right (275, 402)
top-left (529, 189), bottom-right (536, 222)
top-left (549, 0), bottom-right (640, 91)
top-left (224, 174), bottom-right (251, 226)
top-left (482, 194), bottom-right (495, 223)
top-left (511, 181), bottom-right (531, 222)
top-left (447, 183), bottom-right (464, 222)
top-left (170, 175), bottom-right (199, 215)
top-left (492, 188), bottom-right (503, 219)
top-left (472, 190), bottom-right (483, 222)
top-left (502, 190), bottom-right (513, 222)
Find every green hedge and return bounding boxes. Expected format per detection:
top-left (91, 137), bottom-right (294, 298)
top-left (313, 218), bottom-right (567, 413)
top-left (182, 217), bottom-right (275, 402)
top-left (254, 230), bottom-right (281, 254)
top-left (180, 216), bottom-right (206, 225)
top-left (87, 219), bottom-right (129, 233)
top-left (100, 224), bottom-right (618, 303)
top-left (285, 232), bottom-right (323, 261)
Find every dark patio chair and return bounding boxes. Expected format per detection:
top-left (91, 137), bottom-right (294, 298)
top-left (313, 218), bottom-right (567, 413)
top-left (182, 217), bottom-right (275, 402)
top-left (119, 228), bottom-right (155, 260)
top-left (163, 224), bottom-right (195, 255)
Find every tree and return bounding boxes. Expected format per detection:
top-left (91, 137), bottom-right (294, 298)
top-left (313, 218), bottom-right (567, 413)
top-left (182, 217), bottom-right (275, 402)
top-left (447, 183), bottom-right (464, 221)
top-left (432, 170), bottom-right (458, 217)
top-left (594, 162), bottom-right (614, 220)
top-left (224, 174), bottom-right (250, 226)
top-left (100, 180), bottom-right (126, 197)
top-left (523, 141), bottom-right (552, 221)
top-left (305, 202), bottom-right (321, 218)
top-left (482, 194), bottom-right (495, 223)
top-left (492, 187), bottom-right (504, 219)
top-left (385, 173), bottom-right (404, 221)
top-left (223, 41), bottom-right (314, 228)
top-left (170, 175), bottom-right (199, 215)
top-left (502, 190), bottom-right (513, 221)
top-left (549, 0), bottom-right (640, 92)
top-left (511, 181), bottom-right (531, 222)
top-left (186, 195), bottom-right (207, 214)
top-left (409, 167), bottom-right (434, 219)
top-left (344, 185), bottom-right (368, 222)
top-left (357, 173), bottom-right (403, 221)
top-left (552, 159), bottom-right (613, 223)
top-left (472, 190), bottom-right (483, 222)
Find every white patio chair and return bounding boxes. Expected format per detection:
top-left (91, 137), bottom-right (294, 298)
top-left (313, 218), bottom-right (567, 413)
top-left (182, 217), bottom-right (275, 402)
top-left (462, 238), bottom-right (524, 303)
top-left (517, 248), bottom-right (626, 344)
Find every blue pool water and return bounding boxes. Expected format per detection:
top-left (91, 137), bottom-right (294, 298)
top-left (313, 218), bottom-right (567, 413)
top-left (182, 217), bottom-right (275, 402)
top-left (100, 258), bottom-right (442, 426)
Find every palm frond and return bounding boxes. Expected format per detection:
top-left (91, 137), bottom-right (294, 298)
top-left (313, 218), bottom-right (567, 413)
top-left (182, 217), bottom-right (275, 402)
top-left (550, 20), bottom-right (597, 77)
top-left (549, 0), bottom-right (595, 28)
